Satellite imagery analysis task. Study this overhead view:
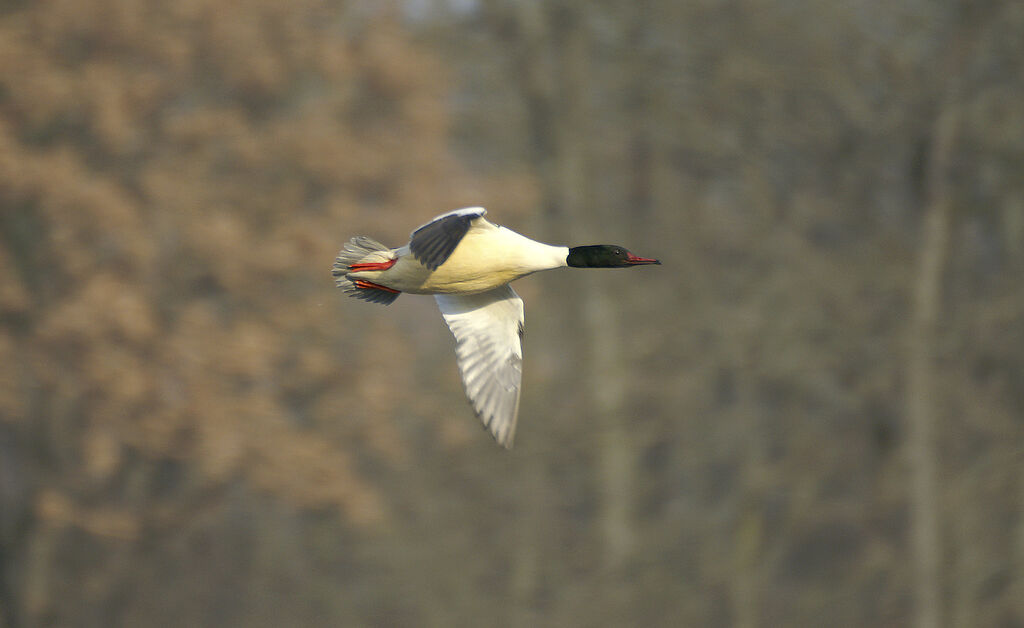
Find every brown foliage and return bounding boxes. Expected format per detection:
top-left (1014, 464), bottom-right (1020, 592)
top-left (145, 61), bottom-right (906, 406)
top-left (0, 0), bottom-right (469, 540)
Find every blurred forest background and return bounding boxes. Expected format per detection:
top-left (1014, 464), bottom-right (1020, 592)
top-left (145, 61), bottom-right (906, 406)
top-left (1, 0), bottom-right (1023, 626)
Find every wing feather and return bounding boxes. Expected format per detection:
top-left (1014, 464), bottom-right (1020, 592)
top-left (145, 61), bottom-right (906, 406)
top-left (410, 207), bottom-right (487, 271)
top-left (435, 284), bottom-right (524, 448)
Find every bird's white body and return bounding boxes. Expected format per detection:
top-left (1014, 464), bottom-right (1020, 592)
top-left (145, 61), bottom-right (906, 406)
top-left (350, 219), bottom-right (569, 295)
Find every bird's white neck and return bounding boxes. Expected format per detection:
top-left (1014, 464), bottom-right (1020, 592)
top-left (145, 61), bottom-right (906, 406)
top-left (495, 227), bottom-right (568, 272)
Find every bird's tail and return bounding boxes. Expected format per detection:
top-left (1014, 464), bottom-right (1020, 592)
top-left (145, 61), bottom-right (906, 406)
top-left (332, 236), bottom-right (401, 305)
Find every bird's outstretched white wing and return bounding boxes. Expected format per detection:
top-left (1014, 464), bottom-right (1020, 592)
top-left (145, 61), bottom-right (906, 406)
top-left (435, 285), bottom-right (524, 448)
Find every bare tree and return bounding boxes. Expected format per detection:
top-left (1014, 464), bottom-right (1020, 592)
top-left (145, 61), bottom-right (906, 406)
top-left (906, 94), bottom-right (958, 628)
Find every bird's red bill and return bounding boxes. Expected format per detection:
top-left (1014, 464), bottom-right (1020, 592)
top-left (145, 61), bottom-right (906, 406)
top-left (625, 253), bottom-right (661, 265)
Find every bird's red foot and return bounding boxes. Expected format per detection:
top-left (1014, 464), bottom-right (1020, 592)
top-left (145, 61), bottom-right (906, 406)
top-left (349, 259), bottom-right (397, 272)
top-left (353, 279), bottom-right (400, 294)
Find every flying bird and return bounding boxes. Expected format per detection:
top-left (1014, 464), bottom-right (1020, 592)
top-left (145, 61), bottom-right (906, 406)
top-left (332, 207), bottom-right (660, 448)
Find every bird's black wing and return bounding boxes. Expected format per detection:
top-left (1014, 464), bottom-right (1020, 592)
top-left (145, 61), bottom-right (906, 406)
top-left (409, 207), bottom-right (486, 271)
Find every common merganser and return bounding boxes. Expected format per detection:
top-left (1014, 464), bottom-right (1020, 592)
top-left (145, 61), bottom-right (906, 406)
top-left (332, 207), bottom-right (660, 448)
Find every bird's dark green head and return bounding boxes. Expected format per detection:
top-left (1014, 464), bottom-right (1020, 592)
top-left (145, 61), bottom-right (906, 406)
top-left (566, 245), bottom-right (661, 268)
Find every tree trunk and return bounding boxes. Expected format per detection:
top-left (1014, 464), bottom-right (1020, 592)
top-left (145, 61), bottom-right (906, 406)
top-left (905, 88), bottom-right (960, 628)
top-left (585, 279), bottom-right (633, 571)
top-left (553, 4), bottom-right (635, 575)
top-left (508, 2), bottom-right (635, 578)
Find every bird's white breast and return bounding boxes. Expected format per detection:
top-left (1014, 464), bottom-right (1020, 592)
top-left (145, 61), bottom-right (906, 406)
top-left (363, 223), bottom-right (568, 295)
top-left (420, 225), bottom-right (567, 294)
